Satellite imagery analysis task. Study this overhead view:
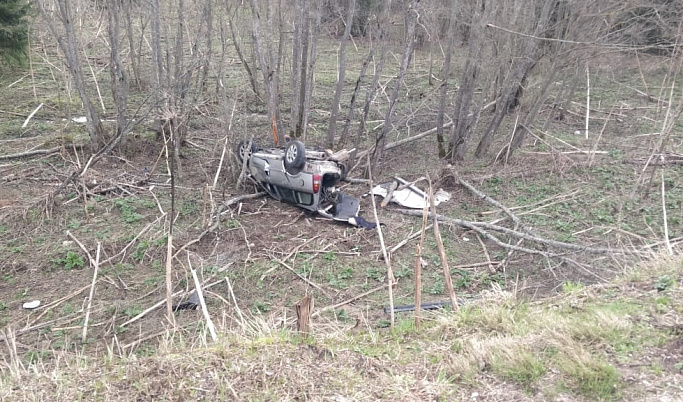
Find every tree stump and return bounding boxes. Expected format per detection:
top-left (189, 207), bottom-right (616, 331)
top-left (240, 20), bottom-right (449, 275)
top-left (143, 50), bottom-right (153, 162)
top-left (296, 295), bottom-right (314, 337)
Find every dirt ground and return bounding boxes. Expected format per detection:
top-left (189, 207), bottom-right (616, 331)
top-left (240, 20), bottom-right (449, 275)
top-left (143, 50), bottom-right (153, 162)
top-left (2, 108), bottom-right (681, 357)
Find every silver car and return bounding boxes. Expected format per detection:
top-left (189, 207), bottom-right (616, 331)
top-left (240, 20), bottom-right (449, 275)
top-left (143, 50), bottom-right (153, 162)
top-left (237, 140), bottom-right (362, 222)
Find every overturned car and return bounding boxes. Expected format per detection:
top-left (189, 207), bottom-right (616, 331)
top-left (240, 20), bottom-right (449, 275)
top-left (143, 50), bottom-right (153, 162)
top-left (237, 140), bottom-right (376, 228)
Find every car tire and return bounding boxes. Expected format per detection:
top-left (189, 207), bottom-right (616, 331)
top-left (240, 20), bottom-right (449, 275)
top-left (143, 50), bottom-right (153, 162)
top-left (236, 140), bottom-right (257, 164)
top-left (284, 140), bottom-right (306, 175)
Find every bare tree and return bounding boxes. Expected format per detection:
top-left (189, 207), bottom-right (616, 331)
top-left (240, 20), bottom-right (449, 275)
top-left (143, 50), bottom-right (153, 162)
top-left (300, 0), bottom-right (323, 141)
top-left (250, 0), bottom-right (285, 143)
top-left (435, 0), bottom-right (457, 158)
top-left (35, 0), bottom-right (105, 149)
top-left (474, 0), bottom-right (559, 157)
top-left (123, 0), bottom-right (142, 89)
top-left (371, 1), bottom-right (418, 168)
top-left (294, 0), bottom-right (311, 137)
top-left (448, 0), bottom-right (489, 161)
top-left (107, 0), bottom-right (130, 146)
top-left (290, 0), bottom-right (304, 136)
top-left (326, 0), bottom-right (357, 148)
top-left (354, 0), bottom-right (392, 158)
top-left (226, 4), bottom-right (260, 99)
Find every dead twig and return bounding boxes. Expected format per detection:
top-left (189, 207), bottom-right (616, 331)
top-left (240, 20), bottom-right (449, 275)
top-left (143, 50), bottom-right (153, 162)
top-left (367, 154), bottom-right (396, 327)
top-left (415, 194), bottom-right (429, 328)
top-left (21, 103), bottom-right (43, 128)
top-left (101, 215), bottom-right (165, 266)
top-left (26, 283), bottom-right (94, 329)
top-left (312, 284), bottom-right (388, 317)
top-left (380, 180), bottom-right (398, 208)
top-left (385, 224), bottom-right (433, 257)
top-left (274, 258), bottom-right (332, 298)
top-left (429, 180), bottom-right (458, 311)
top-left (189, 257), bottom-right (217, 342)
top-left (225, 277), bottom-right (247, 329)
top-left (662, 170), bottom-right (673, 255)
top-left (213, 100), bottom-right (237, 189)
top-left (476, 234), bottom-right (496, 273)
top-left (82, 242), bottom-right (101, 343)
top-left (66, 230), bottom-right (95, 266)
top-left (457, 176), bottom-right (531, 233)
top-left (260, 236), bottom-right (320, 280)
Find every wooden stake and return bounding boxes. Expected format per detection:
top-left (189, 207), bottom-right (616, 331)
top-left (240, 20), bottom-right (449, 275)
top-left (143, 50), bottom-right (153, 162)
top-left (429, 180), bottom-right (458, 311)
top-left (296, 295), bottom-right (314, 337)
top-left (82, 242), bottom-right (101, 343)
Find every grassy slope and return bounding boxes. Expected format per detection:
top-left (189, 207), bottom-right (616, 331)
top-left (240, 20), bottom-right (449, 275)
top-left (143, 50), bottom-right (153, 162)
top-left (2, 254), bottom-right (682, 401)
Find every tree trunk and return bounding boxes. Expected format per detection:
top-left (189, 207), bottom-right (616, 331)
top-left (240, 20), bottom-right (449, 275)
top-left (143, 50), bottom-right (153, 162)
top-left (326, 0), bottom-right (356, 149)
top-left (294, 0), bottom-right (311, 138)
top-left (123, 0), bottom-right (140, 89)
top-left (290, 0), bottom-right (303, 136)
top-left (107, 0), bottom-right (130, 146)
top-left (355, 0), bottom-right (392, 161)
top-left (266, 0), bottom-right (285, 141)
top-left (151, 0), bottom-right (163, 136)
top-left (36, 0), bottom-right (105, 149)
top-left (474, 0), bottom-right (558, 157)
top-left (250, 0), bottom-right (284, 144)
top-left (371, 1), bottom-right (418, 168)
top-left (339, 46), bottom-right (373, 148)
top-left (300, 0), bottom-right (322, 142)
top-left (436, 0), bottom-right (457, 158)
top-left (227, 5), bottom-right (260, 99)
top-left (448, 0), bottom-right (487, 161)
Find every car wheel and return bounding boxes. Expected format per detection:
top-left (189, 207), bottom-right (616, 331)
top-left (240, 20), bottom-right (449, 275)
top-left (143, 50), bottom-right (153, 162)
top-left (236, 140), bottom-right (256, 163)
top-left (284, 140), bottom-right (306, 175)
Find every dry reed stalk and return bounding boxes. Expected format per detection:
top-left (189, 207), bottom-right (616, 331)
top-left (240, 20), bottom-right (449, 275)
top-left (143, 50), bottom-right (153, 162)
top-left (82, 242), bottom-right (101, 343)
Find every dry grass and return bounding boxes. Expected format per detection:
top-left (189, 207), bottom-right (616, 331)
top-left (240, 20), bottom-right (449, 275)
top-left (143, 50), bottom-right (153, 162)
top-left (1, 253), bottom-right (682, 401)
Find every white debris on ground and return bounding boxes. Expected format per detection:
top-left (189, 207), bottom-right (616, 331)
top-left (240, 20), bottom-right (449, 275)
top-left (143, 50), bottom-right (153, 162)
top-left (370, 176), bottom-right (451, 209)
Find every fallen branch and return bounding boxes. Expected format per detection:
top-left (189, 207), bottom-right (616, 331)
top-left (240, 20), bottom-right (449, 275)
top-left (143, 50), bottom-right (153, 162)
top-left (0, 145), bottom-right (83, 161)
top-left (260, 236), bottom-right (320, 280)
top-left (395, 209), bottom-right (629, 255)
top-left (312, 284), bottom-right (387, 317)
top-left (66, 230), bottom-right (95, 266)
top-left (172, 192), bottom-right (267, 259)
top-left (385, 224), bottom-right (433, 257)
top-left (457, 176), bottom-right (532, 233)
top-left (380, 180), bottom-right (398, 208)
top-left (274, 258), bottom-right (332, 298)
top-left (100, 215), bottom-right (164, 266)
top-left (22, 103), bottom-right (43, 128)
